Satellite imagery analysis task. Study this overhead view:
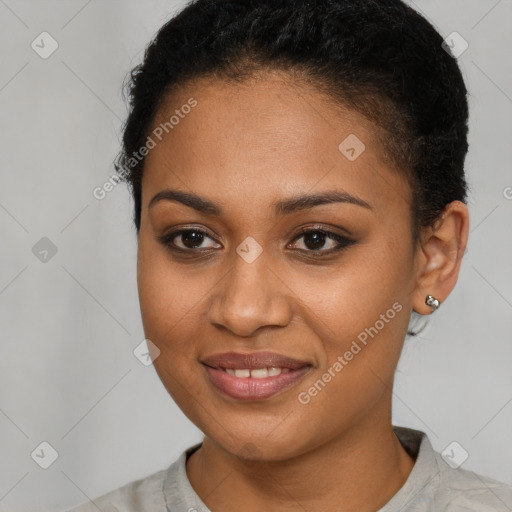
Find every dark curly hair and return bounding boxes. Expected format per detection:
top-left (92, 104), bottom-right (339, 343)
top-left (115, 0), bottom-right (470, 335)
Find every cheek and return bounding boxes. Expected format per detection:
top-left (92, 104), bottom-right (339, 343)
top-left (298, 232), bottom-right (412, 340)
top-left (136, 234), bottom-right (219, 403)
top-left (137, 235), bottom-right (200, 354)
top-left (293, 301), bottom-right (407, 445)
top-left (292, 241), bottom-right (411, 423)
top-left (136, 241), bottom-right (211, 424)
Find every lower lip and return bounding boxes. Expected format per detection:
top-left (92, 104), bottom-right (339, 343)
top-left (203, 365), bottom-right (311, 401)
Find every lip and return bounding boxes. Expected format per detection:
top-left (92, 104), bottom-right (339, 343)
top-left (201, 351), bottom-right (311, 370)
top-left (201, 351), bottom-right (312, 401)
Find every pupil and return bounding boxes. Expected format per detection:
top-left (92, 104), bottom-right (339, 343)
top-left (182, 231), bottom-right (204, 248)
top-left (305, 231), bottom-right (325, 250)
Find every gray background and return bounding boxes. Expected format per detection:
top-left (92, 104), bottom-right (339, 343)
top-left (0, 1), bottom-right (511, 510)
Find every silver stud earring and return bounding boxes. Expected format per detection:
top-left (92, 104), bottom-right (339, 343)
top-left (425, 294), bottom-right (440, 313)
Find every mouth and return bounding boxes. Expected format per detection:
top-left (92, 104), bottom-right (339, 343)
top-left (201, 351), bottom-right (313, 401)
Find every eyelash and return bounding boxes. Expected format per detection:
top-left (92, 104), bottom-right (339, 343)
top-left (157, 225), bottom-right (356, 258)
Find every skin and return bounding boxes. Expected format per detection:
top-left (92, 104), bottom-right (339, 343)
top-left (136, 70), bottom-right (469, 512)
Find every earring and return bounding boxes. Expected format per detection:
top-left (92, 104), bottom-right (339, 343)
top-left (425, 294), bottom-right (440, 313)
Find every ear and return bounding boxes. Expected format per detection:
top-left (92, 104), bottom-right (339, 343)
top-left (412, 200), bottom-right (469, 315)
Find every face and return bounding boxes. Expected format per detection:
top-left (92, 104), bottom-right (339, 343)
top-left (137, 70), bottom-right (419, 461)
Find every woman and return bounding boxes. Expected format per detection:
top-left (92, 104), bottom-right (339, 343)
top-left (69, 0), bottom-right (512, 510)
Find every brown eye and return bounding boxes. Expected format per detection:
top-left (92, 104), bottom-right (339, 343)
top-left (158, 229), bottom-right (221, 251)
top-left (288, 228), bottom-right (356, 255)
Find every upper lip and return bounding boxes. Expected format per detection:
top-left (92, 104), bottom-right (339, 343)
top-left (201, 351), bottom-right (312, 370)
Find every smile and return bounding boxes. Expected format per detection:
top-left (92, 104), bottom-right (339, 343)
top-left (200, 351), bottom-right (313, 400)
top-left (223, 367), bottom-right (290, 378)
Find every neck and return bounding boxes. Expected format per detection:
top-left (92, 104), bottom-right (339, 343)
top-left (186, 398), bottom-right (415, 512)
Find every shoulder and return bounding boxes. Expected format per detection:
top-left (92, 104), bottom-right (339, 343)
top-left (65, 466), bottom-right (168, 512)
top-left (391, 426), bottom-right (511, 512)
top-left (65, 442), bottom-right (203, 512)
top-left (432, 450), bottom-right (512, 511)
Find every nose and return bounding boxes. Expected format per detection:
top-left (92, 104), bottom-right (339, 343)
top-left (207, 250), bottom-right (292, 337)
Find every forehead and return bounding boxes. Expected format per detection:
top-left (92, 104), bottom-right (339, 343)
top-left (142, 71), bottom-right (412, 216)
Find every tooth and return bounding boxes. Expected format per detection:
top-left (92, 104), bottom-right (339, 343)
top-left (250, 368), bottom-right (269, 379)
top-left (225, 367), bottom-right (289, 377)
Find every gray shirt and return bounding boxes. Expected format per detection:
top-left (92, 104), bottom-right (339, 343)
top-left (67, 426), bottom-right (512, 511)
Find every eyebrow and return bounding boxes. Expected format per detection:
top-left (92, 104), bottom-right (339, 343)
top-left (148, 189), bottom-right (372, 215)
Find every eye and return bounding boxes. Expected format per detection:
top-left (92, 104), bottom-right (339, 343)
top-left (287, 227), bottom-right (355, 255)
top-left (158, 225), bottom-right (356, 257)
top-left (158, 228), bottom-right (221, 252)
